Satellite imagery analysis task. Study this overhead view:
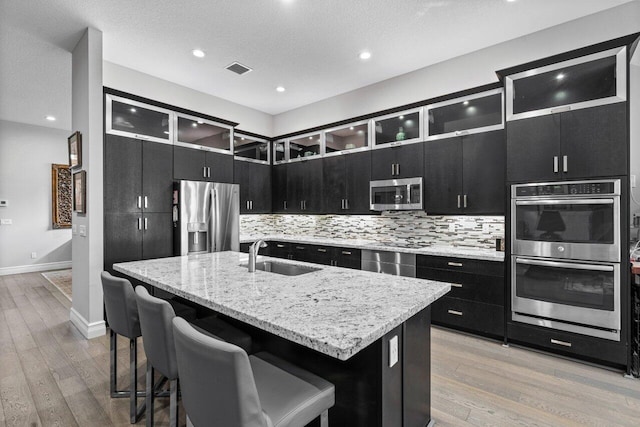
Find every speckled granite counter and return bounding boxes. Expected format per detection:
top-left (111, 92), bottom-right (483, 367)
top-left (241, 235), bottom-right (505, 262)
top-left (114, 251), bottom-right (450, 361)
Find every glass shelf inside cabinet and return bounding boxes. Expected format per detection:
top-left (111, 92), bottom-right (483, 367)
top-left (325, 123), bottom-right (368, 153)
top-left (512, 55), bottom-right (617, 115)
top-left (234, 135), bottom-right (269, 162)
top-left (177, 117), bottom-right (231, 152)
top-left (274, 141), bottom-right (286, 162)
top-left (428, 92), bottom-right (502, 137)
top-left (289, 134), bottom-right (321, 159)
top-left (111, 100), bottom-right (170, 140)
top-left (374, 111), bottom-right (420, 145)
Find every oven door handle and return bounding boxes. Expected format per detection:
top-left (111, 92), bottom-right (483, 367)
top-left (516, 199), bottom-right (614, 206)
top-left (514, 199), bottom-right (614, 206)
top-left (516, 258), bottom-right (614, 272)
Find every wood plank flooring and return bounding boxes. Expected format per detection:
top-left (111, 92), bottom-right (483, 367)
top-left (1, 272), bottom-right (639, 426)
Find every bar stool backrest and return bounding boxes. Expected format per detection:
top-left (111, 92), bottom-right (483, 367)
top-left (100, 272), bottom-right (141, 339)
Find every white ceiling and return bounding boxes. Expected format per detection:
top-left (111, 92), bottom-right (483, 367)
top-left (0, 0), bottom-right (636, 131)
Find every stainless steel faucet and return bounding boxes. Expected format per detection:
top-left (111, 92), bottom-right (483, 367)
top-left (248, 240), bottom-right (268, 272)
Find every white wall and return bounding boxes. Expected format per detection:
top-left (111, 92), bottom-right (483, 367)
top-left (103, 62), bottom-right (274, 137)
top-left (273, 1), bottom-right (640, 136)
top-left (0, 120), bottom-right (72, 274)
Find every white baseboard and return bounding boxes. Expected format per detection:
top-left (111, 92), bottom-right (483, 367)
top-left (70, 307), bottom-right (106, 339)
top-left (0, 260), bottom-right (72, 276)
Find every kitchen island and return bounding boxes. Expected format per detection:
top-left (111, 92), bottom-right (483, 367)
top-left (114, 251), bottom-right (450, 426)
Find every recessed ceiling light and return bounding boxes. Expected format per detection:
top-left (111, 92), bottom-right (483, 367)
top-left (197, 120), bottom-right (203, 124)
top-left (359, 51), bottom-right (372, 60)
top-left (556, 73), bottom-right (565, 80)
top-left (192, 49), bottom-right (205, 58)
top-left (399, 115), bottom-right (404, 120)
top-left (191, 122), bottom-right (198, 127)
top-left (463, 101), bottom-right (469, 106)
top-left (130, 107), bottom-right (136, 113)
top-left (164, 131), bottom-right (170, 134)
top-left (349, 126), bottom-right (354, 130)
top-left (506, 0), bottom-right (516, 2)
top-left (276, 86), bottom-right (286, 92)
top-left (45, 115), bottom-right (56, 121)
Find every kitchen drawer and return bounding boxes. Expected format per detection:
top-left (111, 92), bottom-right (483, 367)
top-left (335, 247), bottom-right (361, 270)
top-left (266, 241), bottom-right (292, 259)
top-left (507, 321), bottom-right (627, 367)
top-left (308, 244), bottom-right (333, 266)
top-left (432, 297), bottom-right (504, 338)
top-left (240, 242), bottom-right (251, 253)
top-left (417, 267), bottom-right (504, 305)
top-left (417, 255), bottom-right (504, 277)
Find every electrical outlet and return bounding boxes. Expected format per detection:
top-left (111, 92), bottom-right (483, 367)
top-left (389, 335), bottom-right (398, 368)
top-left (79, 225), bottom-right (87, 237)
top-left (0, 219), bottom-right (12, 225)
top-left (632, 175), bottom-right (637, 189)
top-left (448, 223), bottom-right (456, 232)
top-left (31, 252), bottom-right (37, 259)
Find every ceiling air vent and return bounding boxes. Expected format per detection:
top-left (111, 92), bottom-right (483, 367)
top-left (226, 62), bottom-right (253, 76)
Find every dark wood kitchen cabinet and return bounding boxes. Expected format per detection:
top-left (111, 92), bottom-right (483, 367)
top-left (104, 134), bottom-right (174, 273)
top-left (371, 142), bottom-right (424, 180)
top-left (285, 159), bottom-right (323, 213)
top-left (234, 160), bottom-right (271, 213)
top-left (424, 130), bottom-right (505, 215)
top-left (506, 97), bottom-right (627, 183)
top-left (173, 145), bottom-right (234, 183)
top-left (323, 151), bottom-right (371, 214)
top-left (265, 240), bottom-right (361, 269)
top-left (272, 164), bottom-right (288, 213)
top-left (417, 255), bottom-right (505, 339)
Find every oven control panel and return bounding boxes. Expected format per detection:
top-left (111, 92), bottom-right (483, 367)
top-left (514, 181), bottom-right (617, 197)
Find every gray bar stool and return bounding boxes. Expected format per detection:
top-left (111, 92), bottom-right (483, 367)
top-left (172, 317), bottom-right (335, 427)
top-left (135, 286), bottom-right (253, 427)
top-left (100, 271), bottom-right (197, 423)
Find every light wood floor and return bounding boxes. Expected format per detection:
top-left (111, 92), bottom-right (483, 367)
top-left (1, 272), bottom-right (639, 426)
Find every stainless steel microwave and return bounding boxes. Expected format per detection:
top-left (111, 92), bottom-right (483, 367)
top-left (370, 177), bottom-right (423, 211)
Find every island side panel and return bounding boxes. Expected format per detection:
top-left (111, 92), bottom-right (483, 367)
top-left (403, 306), bottom-right (432, 427)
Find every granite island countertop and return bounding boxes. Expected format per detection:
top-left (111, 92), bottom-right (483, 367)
top-left (114, 251), bottom-right (450, 361)
top-left (241, 235), bottom-right (505, 262)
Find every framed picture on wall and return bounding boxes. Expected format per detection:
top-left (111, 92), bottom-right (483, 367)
top-left (73, 170), bottom-right (86, 214)
top-left (51, 163), bottom-right (72, 228)
top-left (68, 131), bottom-right (82, 169)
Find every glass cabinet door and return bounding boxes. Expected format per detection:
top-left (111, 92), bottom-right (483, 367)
top-left (325, 121), bottom-right (370, 154)
top-left (506, 46), bottom-right (626, 121)
top-left (106, 95), bottom-right (172, 143)
top-left (426, 89), bottom-right (503, 140)
top-left (234, 133), bottom-right (269, 163)
top-left (289, 133), bottom-right (322, 160)
top-left (373, 109), bottom-right (422, 146)
top-left (273, 140), bottom-right (287, 163)
top-left (176, 115), bottom-right (232, 153)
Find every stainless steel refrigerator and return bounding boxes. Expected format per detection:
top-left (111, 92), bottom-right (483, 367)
top-left (173, 180), bottom-right (240, 255)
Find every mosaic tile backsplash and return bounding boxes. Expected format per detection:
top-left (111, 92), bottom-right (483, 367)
top-left (241, 212), bottom-right (505, 250)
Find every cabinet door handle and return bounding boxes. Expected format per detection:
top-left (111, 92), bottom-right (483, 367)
top-left (447, 262), bottom-right (463, 267)
top-left (284, 201), bottom-right (287, 210)
top-left (550, 338), bottom-right (572, 347)
top-left (391, 164), bottom-right (395, 176)
top-left (563, 155), bottom-right (568, 173)
top-left (208, 167), bottom-right (212, 178)
top-left (137, 196), bottom-right (142, 209)
top-left (246, 201), bottom-right (249, 210)
top-left (396, 163), bottom-right (400, 176)
top-left (342, 251), bottom-right (352, 255)
top-left (341, 199), bottom-right (344, 209)
top-left (553, 156), bottom-right (559, 173)
top-left (203, 167), bottom-right (207, 178)
top-left (317, 248), bottom-right (327, 253)
top-left (345, 199), bottom-right (349, 210)
top-left (277, 244), bottom-right (285, 248)
top-left (144, 196), bottom-right (148, 209)
top-left (144, 217), bottom-right (148, 230)
top-left (451, 283), bottom-right (463, 288)
top-left (463, 194), bottom-right (467, 208)
top-left (457, 195), bottom-right (461, 209)
top-left (137, 218), bottom-right (142, 230)
top-left (251, 200), bottom-right (254, 210)
top-left (447, 310), bottom-right (463, 316)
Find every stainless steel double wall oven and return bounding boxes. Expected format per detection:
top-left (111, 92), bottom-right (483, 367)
top-left (511, 179), bottom-right (622, 340)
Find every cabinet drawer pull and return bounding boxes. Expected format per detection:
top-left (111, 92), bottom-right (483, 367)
top-left (447, 310), bottom-right (463, 316)
top-left (341, 251), bottom-right (352, 255)
top-left (450, 283), bottom-right (463, 288)
top-left (296, 246), bottom-right (305, 250)
top-left (447, 262), bottom-right (463, 267)
top-left (550, 338), bottom-right (572, 348)
top-left (277, 244), bottom-right (285, 248)
top-left (317, 248), bottom-right (327, 253)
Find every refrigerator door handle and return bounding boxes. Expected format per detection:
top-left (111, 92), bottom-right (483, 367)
top-left (211, 188), bottom-right (218, 252)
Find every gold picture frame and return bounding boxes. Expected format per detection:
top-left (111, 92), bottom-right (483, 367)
top-left (51, 164), bottom-right (72, 228)
top-left (73, 170), bottom-right (86, 214)
top-left (68, 131), bottom-right (82, 169)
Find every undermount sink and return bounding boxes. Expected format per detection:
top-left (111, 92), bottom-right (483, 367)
top-left (242, 261), bottom-right (321, 276)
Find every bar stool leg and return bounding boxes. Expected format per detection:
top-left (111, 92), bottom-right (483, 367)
top-left (146, 362), bottom-right (155, 427)
top-left (110, 329), bottom-right (118, 397)
top-left (130, 337), bottom-right (137, 423)
top-left (320, 409), bottom-right (329, 427)
top-left (169, 378), bottom-right (179, 427)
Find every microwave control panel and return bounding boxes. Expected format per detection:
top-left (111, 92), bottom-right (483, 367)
top-left (514, 180), bottom-right (618, 197)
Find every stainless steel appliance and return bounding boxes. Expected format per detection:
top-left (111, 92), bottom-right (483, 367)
top-left (361, 250), bottom-right (416, 277)
top-left (370, 177), bottom-right (423, 211)
top-left (173, 180), bottom-right (240, 255)
top-left (510, 179), bottom-right (622, 341)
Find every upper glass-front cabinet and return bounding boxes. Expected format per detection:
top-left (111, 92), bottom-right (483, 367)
top-left (324, 120), bottom-right (371, 155)
top-left (425, 88), bottom-right (503, 140)
top-left (234, 133), bottom-right (270, 163)
top-left (175, 114), bottom-right (233, 153)
top-left (289, 132), bottom-right (323, 161)
top-left (373, 108), bottom-right (423, 147)
top-left (273, 140), bottom-right (286, 164)
top-left (505, 46), bottom-right (627, 121)
top-left (106, 95), bottom-right (173, 143)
